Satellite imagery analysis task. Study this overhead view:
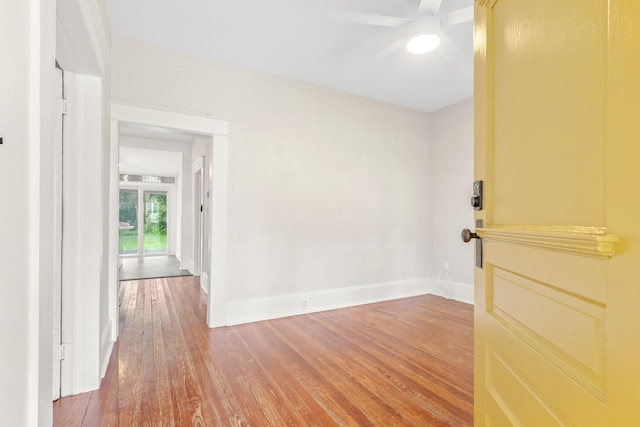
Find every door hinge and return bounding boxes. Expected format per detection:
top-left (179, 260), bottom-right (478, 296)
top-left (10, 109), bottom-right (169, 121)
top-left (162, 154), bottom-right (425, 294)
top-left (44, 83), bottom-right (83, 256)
top-left (56, 99), bottom-right (69, 116)
top-left (57, 343), bottom-right (71, 361)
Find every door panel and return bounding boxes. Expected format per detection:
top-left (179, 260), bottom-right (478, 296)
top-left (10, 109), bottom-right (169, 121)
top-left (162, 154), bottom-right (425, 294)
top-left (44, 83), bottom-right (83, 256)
top-left (490, 0), bottom-right (607, 227)
top-left (119, 188), bottom-right (169, 256)
top-left (143, 190), bottom-right (168, 255)
top-left (480, 243), bottom-right (608, 425)
top-left (119, 188), bottom-right (138, 255)
top-left (474, 0), bottom-right (640, 424)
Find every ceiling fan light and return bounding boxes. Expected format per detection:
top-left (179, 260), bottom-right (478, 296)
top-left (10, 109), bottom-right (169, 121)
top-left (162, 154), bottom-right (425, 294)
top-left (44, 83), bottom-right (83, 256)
top-left (406, 33), bottom-right (441, 54)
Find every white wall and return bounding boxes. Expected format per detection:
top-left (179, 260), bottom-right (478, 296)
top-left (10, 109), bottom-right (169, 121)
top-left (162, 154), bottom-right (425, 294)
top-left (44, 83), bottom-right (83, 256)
top-left (429, 98), bottom-right (474, 301)
top-left (0, 0), bottom-right (60, 424)
top-left (65, 74), bottom-right (105, 393)
top-left (112, 39), bottom-right (432, 322)
top-left (0, 1), bottom-right (36, 424)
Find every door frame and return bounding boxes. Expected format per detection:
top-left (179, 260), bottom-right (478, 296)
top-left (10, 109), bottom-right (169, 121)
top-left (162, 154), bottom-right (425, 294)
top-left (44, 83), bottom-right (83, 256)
top-left (192, 156), bottom-right (205, 276)
top-left (52, 66), bottom-right (64, 400)
top-left (110, 102), bottom-right (230, 333)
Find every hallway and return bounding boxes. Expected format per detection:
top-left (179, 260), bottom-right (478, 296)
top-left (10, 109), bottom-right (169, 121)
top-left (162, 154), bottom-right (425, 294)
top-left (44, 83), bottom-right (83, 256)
top-left (119, 255), bottom-right (193, 281)
top-left (53, 277), bottom-right (473, 426)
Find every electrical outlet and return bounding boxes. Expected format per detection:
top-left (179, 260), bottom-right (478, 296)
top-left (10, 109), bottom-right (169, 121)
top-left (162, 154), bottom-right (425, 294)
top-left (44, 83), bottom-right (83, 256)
top-left (302, 299), bottom-right (308, 309)
top-left (444, 262), bottom-right (450, 272)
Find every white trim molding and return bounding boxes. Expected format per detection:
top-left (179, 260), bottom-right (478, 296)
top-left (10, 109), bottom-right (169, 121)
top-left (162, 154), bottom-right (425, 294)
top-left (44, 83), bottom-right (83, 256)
top-left (225, 278), bottom-right (432, 326)
top-left (99, 321), bottom-right (113, 380)
top-left (478, 224), bottom-right (618, 259)
top-left (224, 277), bottom-right (475, 327)
top-left (111, 101), bottom-right (229, 136)
top-left (200, 272), bottom-right (209, 296)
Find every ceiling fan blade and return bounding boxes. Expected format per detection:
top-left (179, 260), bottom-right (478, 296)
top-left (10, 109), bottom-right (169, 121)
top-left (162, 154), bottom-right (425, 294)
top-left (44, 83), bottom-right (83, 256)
top-left (418, 0), bottom-right (443, 15)
top-left (441, 6), bottom-right (474, 26)
top-left (328, 10), bottom-right (410, 28)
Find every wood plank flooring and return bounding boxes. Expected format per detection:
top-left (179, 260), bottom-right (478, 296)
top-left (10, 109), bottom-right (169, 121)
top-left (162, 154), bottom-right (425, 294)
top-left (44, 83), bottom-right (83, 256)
top-left (53, 276), bottom-right (473, 426)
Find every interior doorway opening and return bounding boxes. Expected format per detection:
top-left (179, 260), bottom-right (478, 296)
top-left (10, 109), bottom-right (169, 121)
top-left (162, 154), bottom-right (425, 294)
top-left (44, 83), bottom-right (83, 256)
top-left (110, 102), bottom-right (230, 332)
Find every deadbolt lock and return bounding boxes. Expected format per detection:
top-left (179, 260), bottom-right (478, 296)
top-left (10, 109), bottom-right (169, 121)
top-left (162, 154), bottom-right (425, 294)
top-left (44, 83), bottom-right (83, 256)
top-left (471, 180), bottom-right (483, 210)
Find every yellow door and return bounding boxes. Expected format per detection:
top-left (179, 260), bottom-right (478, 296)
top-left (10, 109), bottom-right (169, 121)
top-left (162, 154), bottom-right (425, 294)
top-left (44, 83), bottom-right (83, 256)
top-left (473, 0), bottom-right (640, 425)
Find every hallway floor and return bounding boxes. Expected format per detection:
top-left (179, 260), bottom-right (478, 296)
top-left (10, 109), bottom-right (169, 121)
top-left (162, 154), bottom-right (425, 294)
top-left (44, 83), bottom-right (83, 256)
top-left (119, 255), bottom-right (192, 281)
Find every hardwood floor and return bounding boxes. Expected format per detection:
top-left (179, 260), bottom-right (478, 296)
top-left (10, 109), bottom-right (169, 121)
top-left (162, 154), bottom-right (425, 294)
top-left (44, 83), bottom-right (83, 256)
top-left (53, 276), bottom-right (473, 426)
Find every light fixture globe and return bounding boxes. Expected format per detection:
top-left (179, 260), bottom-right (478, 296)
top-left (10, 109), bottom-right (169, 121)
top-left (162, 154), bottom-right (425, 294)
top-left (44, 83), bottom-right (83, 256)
top-left (406, 14), bottom-right (441, 54)
top-left (406, 33), bottom-right (441, 54)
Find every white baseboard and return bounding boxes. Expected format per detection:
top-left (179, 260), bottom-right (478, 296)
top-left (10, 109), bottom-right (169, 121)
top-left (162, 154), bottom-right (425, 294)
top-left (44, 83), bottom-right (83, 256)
top-left (176, 251), bottom-right (192, 271)
top-left (427, 277), bottom-right (474, 305)
top-left (225, 278), bottom-right (431, 326)
top-left (99, 321), bottom-right (114, 380)
top-left (200, 272), bottom-right (209, 295)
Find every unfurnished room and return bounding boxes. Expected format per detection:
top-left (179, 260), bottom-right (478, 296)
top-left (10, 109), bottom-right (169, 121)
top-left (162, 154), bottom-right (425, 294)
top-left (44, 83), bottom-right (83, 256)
top-left (2, 0), bottom-right (639, 426)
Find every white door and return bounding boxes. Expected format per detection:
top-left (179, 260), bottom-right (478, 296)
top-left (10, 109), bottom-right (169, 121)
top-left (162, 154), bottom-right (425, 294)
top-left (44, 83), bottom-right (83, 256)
top-left (193, 162), bottom-right (204, 275)
top-left (52, 66), bottom-right (64, 400)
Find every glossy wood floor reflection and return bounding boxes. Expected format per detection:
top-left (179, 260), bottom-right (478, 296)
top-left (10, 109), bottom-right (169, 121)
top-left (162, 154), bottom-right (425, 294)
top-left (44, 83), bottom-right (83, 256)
top-left (53, 277), bottom-right (473, 426)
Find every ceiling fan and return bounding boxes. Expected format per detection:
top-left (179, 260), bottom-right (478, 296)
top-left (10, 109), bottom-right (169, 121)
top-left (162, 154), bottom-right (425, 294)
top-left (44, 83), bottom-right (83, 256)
top-left (329, 0), bottom-right (473, 55)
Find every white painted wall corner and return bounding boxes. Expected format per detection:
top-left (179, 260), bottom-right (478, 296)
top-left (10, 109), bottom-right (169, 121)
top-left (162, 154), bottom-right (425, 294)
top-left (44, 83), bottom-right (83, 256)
top-left (427, 277), bottom-right (474, 305)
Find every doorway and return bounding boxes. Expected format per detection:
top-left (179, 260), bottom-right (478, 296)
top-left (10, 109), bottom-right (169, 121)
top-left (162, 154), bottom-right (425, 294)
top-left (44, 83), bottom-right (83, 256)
top-left (119, 187), bottom-right (170, 256)
top-left (111, 102), bottom-right (230, 329)
top-left (118, 184), bottom-right (187, 281)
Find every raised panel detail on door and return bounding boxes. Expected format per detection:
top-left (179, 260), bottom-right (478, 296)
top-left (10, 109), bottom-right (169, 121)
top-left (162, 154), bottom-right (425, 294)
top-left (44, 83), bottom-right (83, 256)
top-left (487, 260), bottom-right (606, 398)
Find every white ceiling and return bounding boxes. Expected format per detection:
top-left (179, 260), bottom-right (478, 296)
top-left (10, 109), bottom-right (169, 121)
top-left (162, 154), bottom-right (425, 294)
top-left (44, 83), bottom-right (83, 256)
top-left (118, 123), bottom-right (197, 177)
top-left (119, 145), bottom-right (183, 177)
top-left (105, 0), bottom-right (473, 113)
top-left (118, 123), bottom-right (205, 176)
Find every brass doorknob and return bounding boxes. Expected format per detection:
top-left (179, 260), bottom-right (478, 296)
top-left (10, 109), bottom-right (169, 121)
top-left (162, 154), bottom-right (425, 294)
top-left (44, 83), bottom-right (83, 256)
top-left (461, 228), bottom-right (479, 243)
